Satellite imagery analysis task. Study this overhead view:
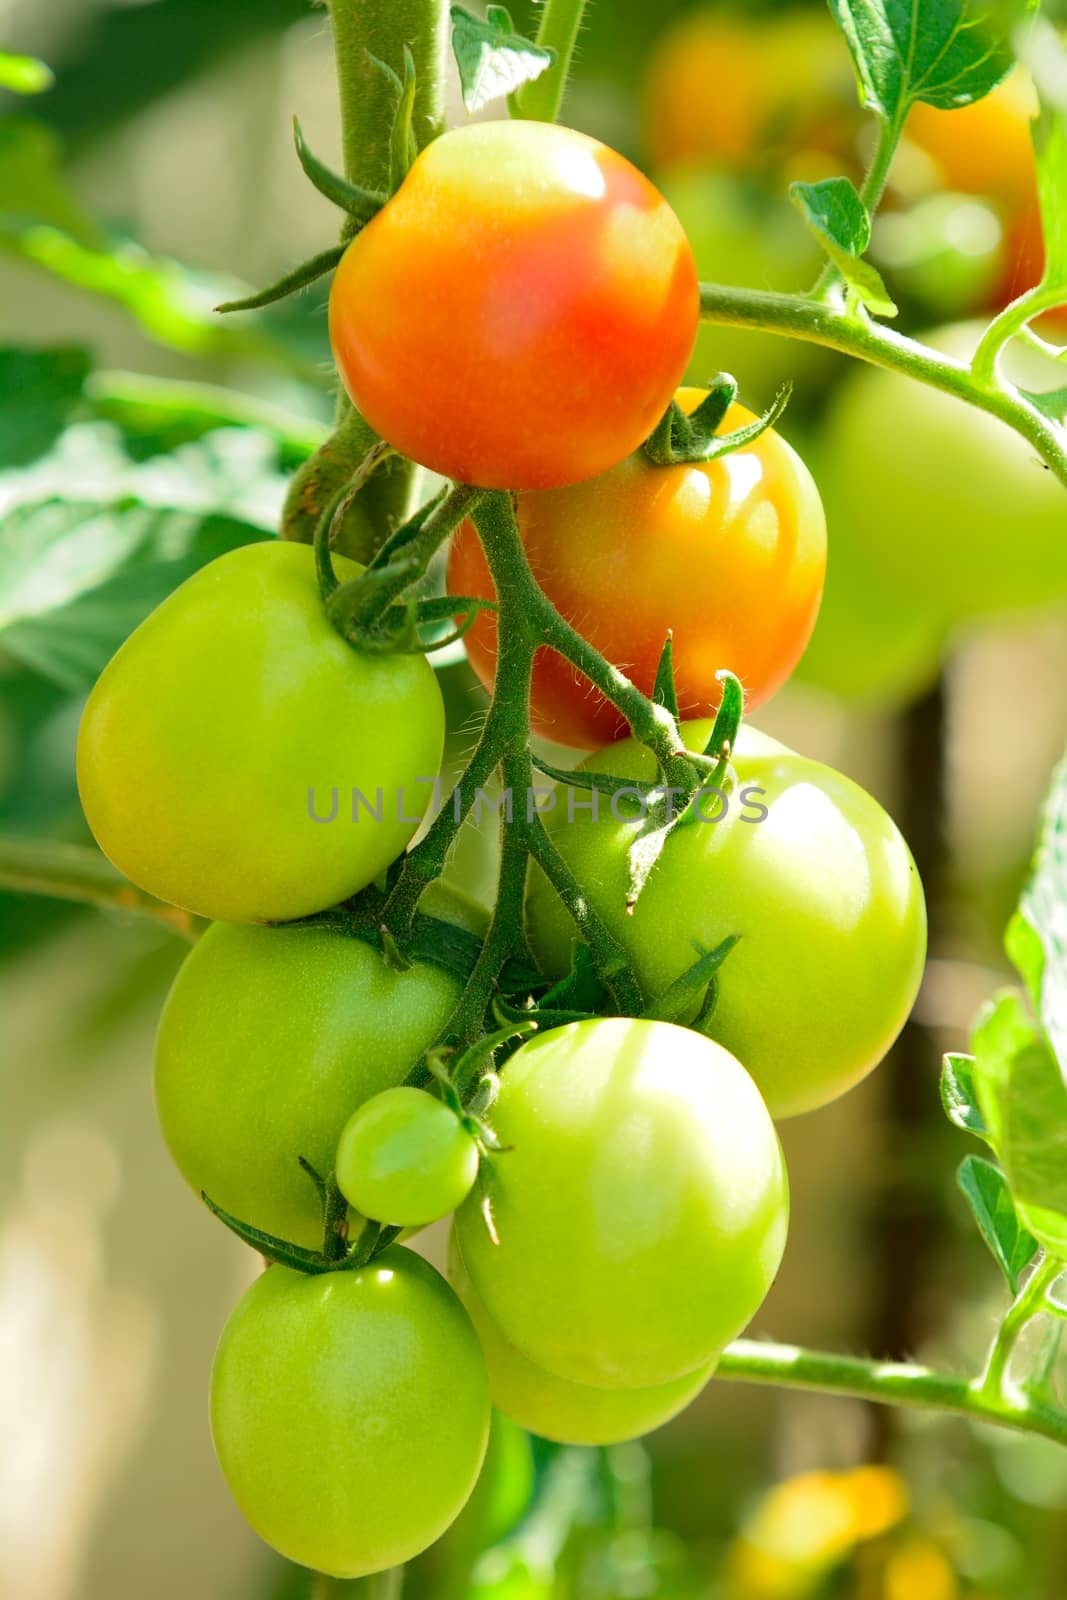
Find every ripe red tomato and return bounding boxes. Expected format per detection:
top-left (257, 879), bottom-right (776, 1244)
top-left (329, 121), bottom-right (698, 491)
top-left (448, 388), bottom-right (826, 748)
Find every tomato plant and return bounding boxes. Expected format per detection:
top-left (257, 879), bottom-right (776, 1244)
top-left (10, 0), bottom-right (1067, 1593)
top-left (329, 119), bottom-right (699, 491)
top-left (210, 1249), bottom-right (491, 1577)
top-left (335, 1086), bottom-right (479, 1227)
top-left (454, 1017), bottom-right (789, 1388)
top-left (448, 1230), bottom-right (718, 1446)
top-left (449, 388), bottom-right (827, 748)
top-left (525, 724), bottom-right (927, 1118)
top-left (77, 540), bottom-right (445, 924)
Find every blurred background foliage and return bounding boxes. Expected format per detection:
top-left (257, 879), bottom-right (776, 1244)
top-left (2, 0), bottom-right (1067, 1597)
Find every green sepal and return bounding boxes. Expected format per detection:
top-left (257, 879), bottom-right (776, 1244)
top-left (493, 992), bottom-right (600, 1031)
top-left (641, 936), bottom-right (740, 1027)
top-left (292, 118), bottom-right (386, 222)
top-left (201, 1190), bottom-right (339, 1274)
top-left (704, 671), bottom-right (745, 762)
top-left (215, 244), bottom-right (345, 313)
top-left (367, 47), bottom-right (418, 192)
top-left (653, 633), bottom-right (681, 721)
top-left (531, 753), bottom-right (658, 805)
top-left (452, 1017), bottom-right (540, 1099)
top-left (644, 376), bottom-right (792, 466)
top-left (539, 942), bottom-right (608, 1015)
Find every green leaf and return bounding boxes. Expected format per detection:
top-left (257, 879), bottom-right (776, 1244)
top-left (0, 500), bottom-right (265, 691)
top-left (829, 0), bottom-right (1031, 122)
top-left (0, 51), bottom-right (54, 95)
top-left (1033, 106), bottom-right (1067, 294)
top-left (790, 177), bottom-right (897, 316)
top-left (0, 118), bottom-right (102, 243)
top-left (451, 4), bottom-right (555, 114)
top-left (653, 634), bottom-right (680, 721)
top-left (0, 214), bottom-right (314, 369)
top-left (0, 347), bottom-right (90, 469)
top-left (957, 1153), bottom-right (1039, 1289)
top-left (941, 1051), bottom-right (990, 1139)
top-left (1008, 751), bottom-right (1067, 1075)
top-left (972, 991), bottom-right (1067, 1257)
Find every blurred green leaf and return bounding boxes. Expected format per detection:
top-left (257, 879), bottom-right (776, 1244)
top-left (0, 346), bottom-right (90, 468)
top-left (1007, 750), bottom-right (1067, 1075)
top-left (0, 118), bottom-right (102, 243)
top-left (972, 991), bottom-right (1067, 1258)
top-left (41, 0), bottom-right (309, 146)
top-left (957, 1153), bottom-right (1039, 1289)
top-left (790, 176), bottom-right (897, 315)
top-left (85, 370), bottom-right (327, 469)
top-left (941, 1051), bottom-right (991, 1140)
top-left (0, 217), bottom-right (315, 368)
top-left (451, 6), bottom-right (555, 113)
top-left (0, 498), bottom-right (266, 690)
top-left (0, 52), bottom-right (53, 95)
top-left (829, 0), bottom-right (1032, 121)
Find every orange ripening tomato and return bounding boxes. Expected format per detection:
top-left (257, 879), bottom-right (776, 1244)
top-left (329, 121), bottom-right (698, 492)
top-left (905, 68), bottom-right (1039, 211)
top-left (448, 389), bottom-right (827, 749)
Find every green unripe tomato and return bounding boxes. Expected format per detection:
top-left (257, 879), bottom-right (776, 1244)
top-left (77, 540), bottom-right (445, 924)
top-left (210, 1249), bottom-right (490, 1578)
top-left (816, 323), bottom-right (1067, 627)
top-left (448, 1231), bottom-right (716, 1445)
top-left (336, 1087), bottom-right (480, 1228)
top-left (524, 724), bottom-right (927, 1119)
top-left (454, 1017), bottom-right (788, 1389)
top-left (155, 883), bottom-right (475, 1247)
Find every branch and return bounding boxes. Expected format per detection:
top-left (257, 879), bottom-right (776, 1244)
top-left (0, 835), bottom-right (201, 940)
top-left (698, 283), bottom-right (1067, 488)
top-left (717, 1339), bottom-right (1067, 1449)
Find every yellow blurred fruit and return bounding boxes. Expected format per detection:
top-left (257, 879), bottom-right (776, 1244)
top-left (643, 8), bottom-right (859, 174)
top-left (904, 67), bottom-right (1038, 209)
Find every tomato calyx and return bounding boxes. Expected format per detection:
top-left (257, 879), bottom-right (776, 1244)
top-left (293, 116), bottom-right (388, 225)
top-left (643, 373), bottom-right (793, 466)
top-left (640, 935), bottom-right (741, 1031)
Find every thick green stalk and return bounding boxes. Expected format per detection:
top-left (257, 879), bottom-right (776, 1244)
top-left (285, 0), bottom-right (450, 557)
top-left (717, 1339), bottom-right (1067, 1449)
top-left (698, 282), bottom-right (1067, 487)
top-left (512, 0), bottom-right (590, 122)
top-left (328, 0), bottom-right (448, 197)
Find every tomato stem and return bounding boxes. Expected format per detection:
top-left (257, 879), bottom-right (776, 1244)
top-left (512, 0), bottom-right (590, 123)
top-left (717, 1336), bottom-right (1067, 1449)
top-left (697, 282), bottom-right (1067, 487)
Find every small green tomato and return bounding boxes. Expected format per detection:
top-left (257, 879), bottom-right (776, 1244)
top-left (336, 1086), bottom-right (480, 1228)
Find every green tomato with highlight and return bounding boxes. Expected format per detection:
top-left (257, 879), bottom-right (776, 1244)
top-left (210, 1249), bottom-right (490, 1578)
top-left (525, 723), bottom-right (927, 1119)
top-left (448, 1230), bottom-right (716, 1445)
top-left (455, 1017), bottom-right (788, 1390)
top-left (336, 1086), bottom-right (480, 1228)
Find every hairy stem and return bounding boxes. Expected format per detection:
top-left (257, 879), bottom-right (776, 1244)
top-left (0, 835), bottom-right (201, 940)
top-left (717, 1339), bottom-right (1067, 1449)
top-left (698, 283), bottom-right (1067, 486)
top-left (512, 0), bottom-right (590, 122)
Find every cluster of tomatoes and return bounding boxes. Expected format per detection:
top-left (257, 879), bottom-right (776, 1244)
top-left (74, 117), bottom-right (928, 1581)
